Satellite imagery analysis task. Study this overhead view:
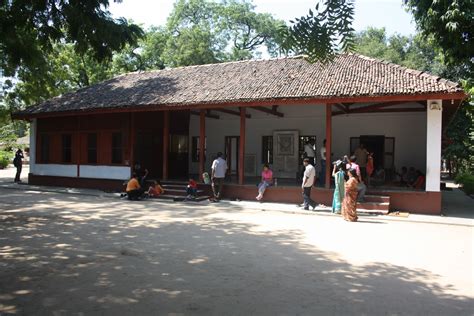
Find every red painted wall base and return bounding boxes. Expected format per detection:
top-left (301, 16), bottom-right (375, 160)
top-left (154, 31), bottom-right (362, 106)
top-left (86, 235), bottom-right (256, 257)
top-left (28, 174), bottom-right (124, 192)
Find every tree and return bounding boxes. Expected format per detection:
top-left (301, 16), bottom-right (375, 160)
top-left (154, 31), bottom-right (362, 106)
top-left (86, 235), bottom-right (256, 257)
top-left (0, 0), bottom-right (144, 77)
top-left (283, 0), bottom-right (355, 62)
top-left (163, 0), bottom-right (286, 66)
top-left (404, 0), bottom-right (473, 71)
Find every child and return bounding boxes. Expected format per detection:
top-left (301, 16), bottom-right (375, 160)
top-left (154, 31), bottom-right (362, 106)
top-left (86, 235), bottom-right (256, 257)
top-left (148, 180), bottom-right (165, 197)
top-left (186, 178), bottom-right (198, 199)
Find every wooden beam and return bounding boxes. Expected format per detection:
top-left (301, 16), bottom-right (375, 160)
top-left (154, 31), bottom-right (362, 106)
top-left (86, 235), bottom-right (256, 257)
top-left (349, 101), bottom-right (415, 114)
top-left (12, 91), bottom-right (467, 120)
top-left (333, 108), bottom-right (427, 116)
top-left (199, 110), bottom-right (206, 181)
top-left (162, 111), bottom-right (169, 180)
top-left (190, 110), bottom-right (219, 119)
top-left (251, 106), bottom-right (284, 117)
top-left (335, 103), bottom-right (348, 113)
top-left (325, 104), bottom-right (332, 189)
top-left (239, 107), bottom-right (246, 185)
top-left (215, 108), bottom-right (251, 119)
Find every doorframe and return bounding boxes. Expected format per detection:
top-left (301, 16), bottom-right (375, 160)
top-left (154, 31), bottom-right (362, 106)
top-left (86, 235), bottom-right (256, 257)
top-left (225, 136), bottom-right (240, 175)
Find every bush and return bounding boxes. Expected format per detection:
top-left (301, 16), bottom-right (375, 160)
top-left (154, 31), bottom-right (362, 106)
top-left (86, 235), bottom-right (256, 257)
top-left (0, 150), bottom-right (13, 169)
top-left (455, 172), bottom-right (474, 195)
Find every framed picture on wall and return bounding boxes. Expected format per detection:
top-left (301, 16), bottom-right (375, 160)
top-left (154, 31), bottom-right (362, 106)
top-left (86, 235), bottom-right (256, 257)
top-left (276, 133), bottom-right (295, 156)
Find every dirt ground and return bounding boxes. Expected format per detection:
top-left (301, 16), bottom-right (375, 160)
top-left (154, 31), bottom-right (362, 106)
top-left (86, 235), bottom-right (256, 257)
top-left (0, 168), bottom-right (473, 315)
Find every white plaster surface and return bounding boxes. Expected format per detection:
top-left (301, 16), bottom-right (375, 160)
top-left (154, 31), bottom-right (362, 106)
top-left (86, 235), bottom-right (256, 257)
top-left (34, 164), bottom-right (77, 177)
top-left (426, 99), bottom-right (443, 192)
top-left (79, 165), bottom-right (131, 180)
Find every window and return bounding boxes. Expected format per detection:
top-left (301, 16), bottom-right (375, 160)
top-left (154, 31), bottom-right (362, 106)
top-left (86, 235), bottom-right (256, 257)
top-left (62, 134), bottom-right (72, 163)
top-left (191, 136), bottom-right (206, 162)
top-left (111, 132), bottom-right (123, 164)
top-left (170, 135), bottom-right (189, 154)
top-left (261, 136), bottom-right (273, 164)
top-left (40, 134), bottom-right (50, 163)
top-left (298, 136), bottom-right (317, 159)
top-left (87, 133), bottom-right (97, 164)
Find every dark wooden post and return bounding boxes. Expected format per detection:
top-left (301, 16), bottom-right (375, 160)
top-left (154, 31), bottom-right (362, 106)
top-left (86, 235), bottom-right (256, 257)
top-left (162, 111), bottom-right (169, 180)
top-left (199, 109), bottom-right (206, 180)
top-left (239, 107), bottom-right (246, 185)
top-left (76, 116), bottom-right (80, 177)
top-left (325, 104), bottom-right (332, 189)
top-left (129, 112), bottom-right (135, 176)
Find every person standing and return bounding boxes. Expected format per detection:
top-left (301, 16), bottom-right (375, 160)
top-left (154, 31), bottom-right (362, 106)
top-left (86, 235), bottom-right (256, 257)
top-left (211, 152), bottom-right (227, 201)
top-left (341, 168), bottom-right (359, 222)
top-left (354, 144), bottom-right (369, 182)
top-left (319, 139), bottom-right (327, 186)
top-left (346, 155), bottom-right (366, 202)
top-left (301, 158), bottom-right (317, 210)
top-left (332, 162), bottom-right (345, 214)
top-left (304, 139), bottom-right (316, 165)
top-left (13, 148), bottom-right (24, 183)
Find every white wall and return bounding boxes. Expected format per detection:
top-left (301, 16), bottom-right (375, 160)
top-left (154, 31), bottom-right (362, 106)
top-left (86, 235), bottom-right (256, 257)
top-left (189, 103), bottom-right (427, 175)
top-left (34, 164), bottom-right (77, 177)
top-left (79, 165), bottom-right (131, 180)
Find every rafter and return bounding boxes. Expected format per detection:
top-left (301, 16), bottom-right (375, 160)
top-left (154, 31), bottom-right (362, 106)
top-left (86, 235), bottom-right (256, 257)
top-left (190, 110), bottom-right (219, 119)
top-left (334, 103), bottom-right (348, 113)
top-left (250, 105), bottom-right (284, 117)
top-left (215, 108), bottom-right (251, 118)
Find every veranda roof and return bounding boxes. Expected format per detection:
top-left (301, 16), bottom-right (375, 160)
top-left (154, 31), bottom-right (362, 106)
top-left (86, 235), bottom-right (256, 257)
top-left (15, 53), bottom-right (465, 118)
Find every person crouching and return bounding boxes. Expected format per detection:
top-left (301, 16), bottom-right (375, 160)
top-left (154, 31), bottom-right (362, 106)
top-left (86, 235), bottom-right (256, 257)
top-left (126, 173), bottom-right (145, 200)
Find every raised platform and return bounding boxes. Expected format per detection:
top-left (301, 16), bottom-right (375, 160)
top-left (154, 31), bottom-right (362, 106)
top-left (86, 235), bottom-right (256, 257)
top-left (27, 174), bottom-right (442, 214)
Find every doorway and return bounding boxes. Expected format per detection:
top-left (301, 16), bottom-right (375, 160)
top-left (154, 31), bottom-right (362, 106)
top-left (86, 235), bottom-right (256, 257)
top-left (359, 135), bottom-right (385, 170)
top-left (169, 134), bottom-right (189, 179)
top-left (225, 136), bottom-right (239, 175)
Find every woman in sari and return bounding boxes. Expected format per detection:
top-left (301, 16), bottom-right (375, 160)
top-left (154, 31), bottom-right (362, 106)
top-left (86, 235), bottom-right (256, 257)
top-left (341, 168), bottom-right (359, 222)
top-left (332, 162), bottom-right (345, 214)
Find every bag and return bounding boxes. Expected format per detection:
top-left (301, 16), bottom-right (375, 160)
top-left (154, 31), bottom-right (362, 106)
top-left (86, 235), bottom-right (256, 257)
top-left (13, 156), bottom-right (19, 167)
top-left (202, 172), bottom-right (211, 184)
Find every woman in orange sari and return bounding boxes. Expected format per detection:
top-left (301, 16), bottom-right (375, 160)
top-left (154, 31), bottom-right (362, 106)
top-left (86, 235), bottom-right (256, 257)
top-left (341, 168), bottom-right (359, 222)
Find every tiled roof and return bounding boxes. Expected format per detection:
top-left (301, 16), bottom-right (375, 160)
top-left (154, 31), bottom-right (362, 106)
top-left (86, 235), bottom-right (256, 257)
top-left (18, 53), bottom-right (463, 116)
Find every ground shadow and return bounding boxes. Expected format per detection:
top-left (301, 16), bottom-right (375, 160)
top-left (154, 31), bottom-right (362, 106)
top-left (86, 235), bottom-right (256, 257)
top-left (0, 188), bottom-right (472, 315)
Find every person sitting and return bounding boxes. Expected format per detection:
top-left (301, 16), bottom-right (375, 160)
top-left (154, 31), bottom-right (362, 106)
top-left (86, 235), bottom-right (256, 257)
top-left (126, 173), bottom-right (145, 200)
top-left (148, 180), bottom-right (165, 197)
top-left (397, 166), bottom-right (409, 186)
top-left (256, 164), bottom-right (273, 201)
top-left (407, 167), bottom-right (417, 185)
top-left (186, 178), bottom-right (198, 199)
top-left (410, 170), bottom-right (425, 190)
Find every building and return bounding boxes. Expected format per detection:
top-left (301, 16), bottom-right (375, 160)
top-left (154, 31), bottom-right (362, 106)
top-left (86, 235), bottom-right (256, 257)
top-left (13, 54), bottom-right (466, 214)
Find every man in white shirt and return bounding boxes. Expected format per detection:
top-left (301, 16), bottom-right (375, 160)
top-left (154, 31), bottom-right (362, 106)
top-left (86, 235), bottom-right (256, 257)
top-left (319, 139), bottom-right (327, 186)
top-left (301, 158), bottom-right (317, 210)
top-left (304, 140), bottom-right (316, 165)
top-left (211, 152), bottom-right (228, 201)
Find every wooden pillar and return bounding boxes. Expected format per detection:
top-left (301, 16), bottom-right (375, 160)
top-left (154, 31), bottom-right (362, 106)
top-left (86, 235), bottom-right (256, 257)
top-left (162, 111), bottom-right (170, 180)
top-left (129, 112), bottom-right (135, 176)
top-left (239, 107), bottom-right (246, 185)
top-left (199, 109), bottom-right (206, 180)
top-left (325, 104), bottom-right (332, 189)
top-left (76, 116), bottom-right (80, 177)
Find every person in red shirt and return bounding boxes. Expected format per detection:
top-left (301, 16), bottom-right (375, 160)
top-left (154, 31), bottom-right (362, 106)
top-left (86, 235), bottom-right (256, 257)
top-left (148, 180), bottom-right (165, 197)
top-left (186, 178), bottom-right (198, 199)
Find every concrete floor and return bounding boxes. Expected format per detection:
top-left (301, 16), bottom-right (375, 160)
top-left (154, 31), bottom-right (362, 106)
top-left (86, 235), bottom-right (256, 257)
top-left (0, 166), bottom-right (473, 315)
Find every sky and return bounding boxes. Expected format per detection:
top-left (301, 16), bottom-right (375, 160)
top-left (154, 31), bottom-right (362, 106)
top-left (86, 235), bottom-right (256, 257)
top-left (109, 0), bottom-right (417, 36)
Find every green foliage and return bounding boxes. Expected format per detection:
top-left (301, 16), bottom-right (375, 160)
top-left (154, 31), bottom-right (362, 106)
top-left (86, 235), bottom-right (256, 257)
top-left (283, 0), bottom-right (355, 62)
top-left (0, 150), bottom-right (12, 169)
top-left (404, 0), bottom-right (474, 73)
top-left (0, 0), bottom-right (144, 77)
top-left (455, 172), bottom-right (474, 195)
top-left (444, 82), bottom-right (474, 175)
top-left (164, 0), bottom-right (286, 66)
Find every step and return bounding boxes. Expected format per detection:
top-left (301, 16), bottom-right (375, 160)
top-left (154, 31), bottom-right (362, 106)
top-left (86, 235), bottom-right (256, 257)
top-left (161, 189), bottom-right (205, 196)
top-left (357, 201), bottom-right (390, 211)
top-left (364, 195), bottom-right (390, 203)
top-left (357, 208), bottom-right (389, 215)
top-left (152, 194), bottom-right (210, 202)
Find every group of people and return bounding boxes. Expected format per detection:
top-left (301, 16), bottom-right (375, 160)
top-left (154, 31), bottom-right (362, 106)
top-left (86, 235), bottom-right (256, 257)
top-left (397, 166), bottom-right (425, 189)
